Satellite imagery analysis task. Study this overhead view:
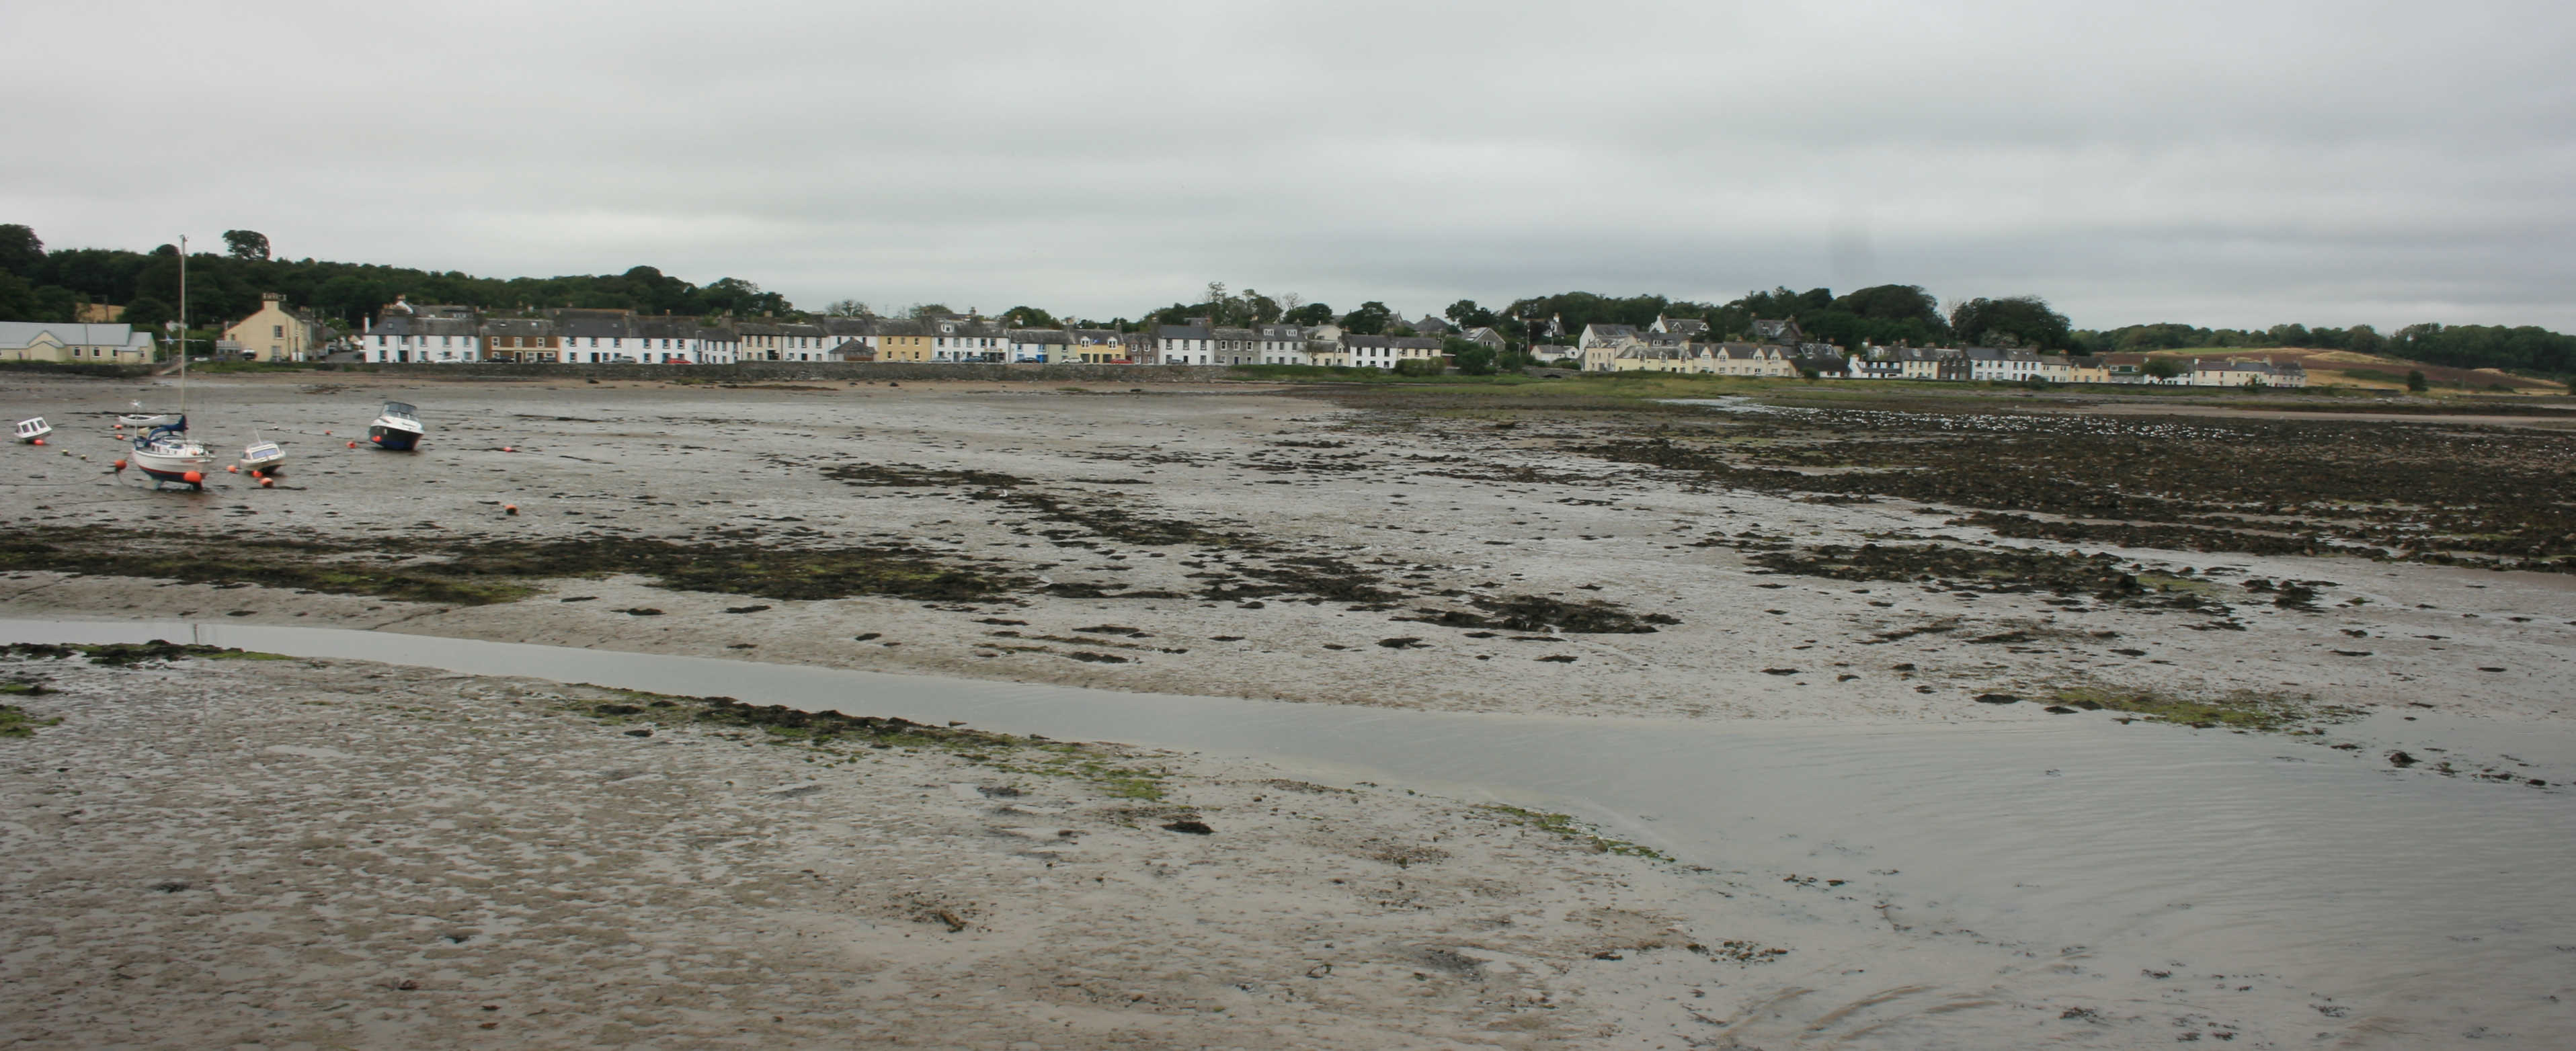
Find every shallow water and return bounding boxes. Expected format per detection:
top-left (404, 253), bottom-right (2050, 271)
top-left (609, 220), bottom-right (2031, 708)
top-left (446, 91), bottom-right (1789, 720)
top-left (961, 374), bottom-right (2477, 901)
top-left (7, 616), bottom-right (2572, 1039)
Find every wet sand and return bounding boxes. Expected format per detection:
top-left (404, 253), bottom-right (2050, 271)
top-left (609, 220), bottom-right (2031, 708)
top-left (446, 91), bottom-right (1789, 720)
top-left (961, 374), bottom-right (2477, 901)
top-left (4, 371), bottom-right (2574, 1048)
top-left (3, 372), bottom-right (2568, 728)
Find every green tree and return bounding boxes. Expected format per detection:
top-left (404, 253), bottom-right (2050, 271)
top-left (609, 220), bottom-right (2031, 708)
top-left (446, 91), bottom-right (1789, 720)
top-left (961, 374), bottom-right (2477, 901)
top-left (1238, 290), bottom-right (1281, 325)
top-left (1340, 301), bottom-right (1393, 335)
top-left (1282, 302), bottom-right (1334, 326)
top-left (0, 224), bottom-right (42, 278)
top-left (1392, 358), bottom-right (1444, 376)
top-left (2407, 369), bottom-right (2429, 392)
top-left (1000, 305), bottom-right (1059, 329)
top-left (699, 277), bottom-right (784, 317)
top-left (825, 298), bottom-right (872, 317)
top-left (222, 230), bottom-right (270, 261)
top-left (908, 302), bottom-right (954, 319)
top-left (1949, 296), bottom-right (2073, 350)
top-left (121, 296), bottom-right (176, 333)
top-left (1445, 299), bottom-right (1497, 328)
top-left (1444, 336), bottom-right (1495, 374)
top-left (2142, 357), bottom-right (2183, 380)
top-left (1829, 284), bottom-right (1941, 325)
top-left (0, 269), bottom-right (35, 317)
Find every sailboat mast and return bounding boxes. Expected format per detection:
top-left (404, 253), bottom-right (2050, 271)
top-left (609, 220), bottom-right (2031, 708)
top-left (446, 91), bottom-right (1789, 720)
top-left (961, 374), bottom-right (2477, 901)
top-left (177, 235), bottom-right (187, 415)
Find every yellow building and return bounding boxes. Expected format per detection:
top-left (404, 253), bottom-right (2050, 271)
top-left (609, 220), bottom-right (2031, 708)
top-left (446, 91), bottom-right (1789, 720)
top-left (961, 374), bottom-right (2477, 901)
top-left (874, 321), bottom-right (934, 362)
top-left (223, 294), bottom-right (329, 362)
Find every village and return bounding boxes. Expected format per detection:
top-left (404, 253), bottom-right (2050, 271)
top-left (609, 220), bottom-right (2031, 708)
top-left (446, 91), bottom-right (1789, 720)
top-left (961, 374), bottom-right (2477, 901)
top-left (3, 292), bottom-right (2310, 388)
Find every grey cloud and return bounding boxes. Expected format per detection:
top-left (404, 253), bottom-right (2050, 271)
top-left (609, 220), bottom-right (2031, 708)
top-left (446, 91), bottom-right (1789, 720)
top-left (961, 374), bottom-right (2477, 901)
top-left (4, 0), bottom-right (2569, 329)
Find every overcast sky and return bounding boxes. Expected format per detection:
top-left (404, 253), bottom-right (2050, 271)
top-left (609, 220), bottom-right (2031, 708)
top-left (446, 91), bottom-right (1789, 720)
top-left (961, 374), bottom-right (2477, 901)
top-left (5, 1), bottom-right (2571, 329)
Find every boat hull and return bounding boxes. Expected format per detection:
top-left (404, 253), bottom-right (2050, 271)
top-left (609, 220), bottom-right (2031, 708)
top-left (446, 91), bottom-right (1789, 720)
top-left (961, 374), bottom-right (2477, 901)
top-left (131, 448), bottom-right (212, 487)
top-left (368, 424), bottom-right (421, 452)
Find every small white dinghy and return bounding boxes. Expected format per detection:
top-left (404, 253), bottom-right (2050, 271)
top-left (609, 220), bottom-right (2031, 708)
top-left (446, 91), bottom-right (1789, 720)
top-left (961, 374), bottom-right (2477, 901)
top-left (241, 435), bottom-right (285, 476)
top-left (12, 417), bottom-right (49, 445)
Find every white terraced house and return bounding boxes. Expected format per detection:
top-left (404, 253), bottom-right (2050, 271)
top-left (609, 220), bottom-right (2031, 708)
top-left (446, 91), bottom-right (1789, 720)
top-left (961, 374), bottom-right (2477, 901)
top-left (1008, 328), bottom-right (1069, 363)
top-left (928, 319), bottom-right (1006, 362)
top-left (1340, 335), bottom-right (1445, 370)
top-left (558, 317), bottom-right (647, 363)
top-left (739, 322), bottom-right (834, 361)
top-left (1155, 322), bottom-right (1213, 365)
top-left (1206, 327), bottom-right (1264, 366)
top-left (2191, 358), bottom-right (2306, 387)
top-left (361, 300), bottom-right (482, 363)
top-left (1252, 324), bottom-right (1310, 364)
top-left (1961, 348), bottom-right (2070, 382)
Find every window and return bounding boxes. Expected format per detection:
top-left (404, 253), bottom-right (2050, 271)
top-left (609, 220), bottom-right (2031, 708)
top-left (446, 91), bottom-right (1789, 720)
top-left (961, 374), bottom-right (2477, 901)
top-left (272, 325), bottom-right (284, 338)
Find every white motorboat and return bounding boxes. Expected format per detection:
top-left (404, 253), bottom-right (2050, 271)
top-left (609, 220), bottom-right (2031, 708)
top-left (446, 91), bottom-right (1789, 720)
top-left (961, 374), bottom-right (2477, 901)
top-left (241, 435), bottom-right (285, 476)
top-left (12, 417), bottom-right (49, 444)
top-left (367, 401), bottom-right (424, 451)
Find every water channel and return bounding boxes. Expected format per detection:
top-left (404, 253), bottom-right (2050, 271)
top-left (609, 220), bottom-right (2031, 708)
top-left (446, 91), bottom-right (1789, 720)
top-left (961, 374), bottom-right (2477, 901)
top-left (7, 616), bottom-right (2571, 1039)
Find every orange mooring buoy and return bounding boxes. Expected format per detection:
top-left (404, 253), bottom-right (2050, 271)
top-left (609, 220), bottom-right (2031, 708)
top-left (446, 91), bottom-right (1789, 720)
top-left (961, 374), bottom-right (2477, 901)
top-left (29, 437), bottom-right (42, 446)
top-left (181, 470), bottom-right (202, 485)
top-left (113, 459), bottom-right (127, 471)
top-left (504, 504), bottom-right (519, 515)
top-left (502, 446), bottom-right (516, 453)
top-left (259, 476), bottom-right (274, 489)
top-left (347, 440), bottom-right (357, 448)
top-left (227, 464), bottom-right (239, 473)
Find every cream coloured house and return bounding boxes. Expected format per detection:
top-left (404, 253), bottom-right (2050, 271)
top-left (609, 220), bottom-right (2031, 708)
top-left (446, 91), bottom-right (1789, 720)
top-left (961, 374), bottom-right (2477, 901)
top-left (223, 293), bottom-right (330, 362)
top-left (0, 321), bottom-right (156, 363)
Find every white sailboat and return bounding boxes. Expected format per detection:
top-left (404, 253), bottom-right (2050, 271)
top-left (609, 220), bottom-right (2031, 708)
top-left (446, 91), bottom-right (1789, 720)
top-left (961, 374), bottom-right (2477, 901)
top-left (128, 235), bottom-right (214, 491)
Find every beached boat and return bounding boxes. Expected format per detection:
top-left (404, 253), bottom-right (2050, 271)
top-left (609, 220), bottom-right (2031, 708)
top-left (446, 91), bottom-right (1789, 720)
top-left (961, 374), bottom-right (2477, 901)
top-left (241, 434), bottom-right (285, 476)
top-left (130, 417), bottom-right (214, 489)
top-left (368, 401), bottom-right (424, 451)
top-left (124, 234), bottom-right (214, 491)
top-left (12, 417), bottom-right (49, 444)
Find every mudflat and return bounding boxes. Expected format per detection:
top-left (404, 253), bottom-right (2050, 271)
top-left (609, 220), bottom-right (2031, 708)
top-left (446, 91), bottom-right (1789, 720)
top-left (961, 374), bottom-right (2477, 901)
top-left (3, 372), bottom-right (2569, 728)
top-left (4, 370), bottom-right (2573, 1048)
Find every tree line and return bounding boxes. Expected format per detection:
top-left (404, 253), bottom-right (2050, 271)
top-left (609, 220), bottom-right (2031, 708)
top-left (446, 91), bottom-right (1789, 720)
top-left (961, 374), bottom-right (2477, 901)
top-left (5, 222), bottom-right (2569, 376)
top-left (0, 224), bottom-right (791, 335)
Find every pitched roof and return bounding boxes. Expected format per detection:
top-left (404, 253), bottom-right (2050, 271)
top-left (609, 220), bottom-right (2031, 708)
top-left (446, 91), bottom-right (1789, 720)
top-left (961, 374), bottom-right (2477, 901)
top-left (0, 321), bottom-right (149, 347)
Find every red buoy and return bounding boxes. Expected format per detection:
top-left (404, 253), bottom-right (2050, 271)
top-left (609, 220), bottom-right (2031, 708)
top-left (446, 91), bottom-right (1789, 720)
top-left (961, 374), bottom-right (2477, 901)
top-left (504, 504), bottom-right (519, 515)
top-left (181, 470), bottom-right (202, 484)
top-left (347, 440), bottom-right (357, 448)
top-left (28, 437), bottom-right (42, 446)
top-left (113, 459), bottom-right (127, 471)
top-left (227, 464), bottom-right (239, 473)
top-left (259, 477), bottom-right (274, 489)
